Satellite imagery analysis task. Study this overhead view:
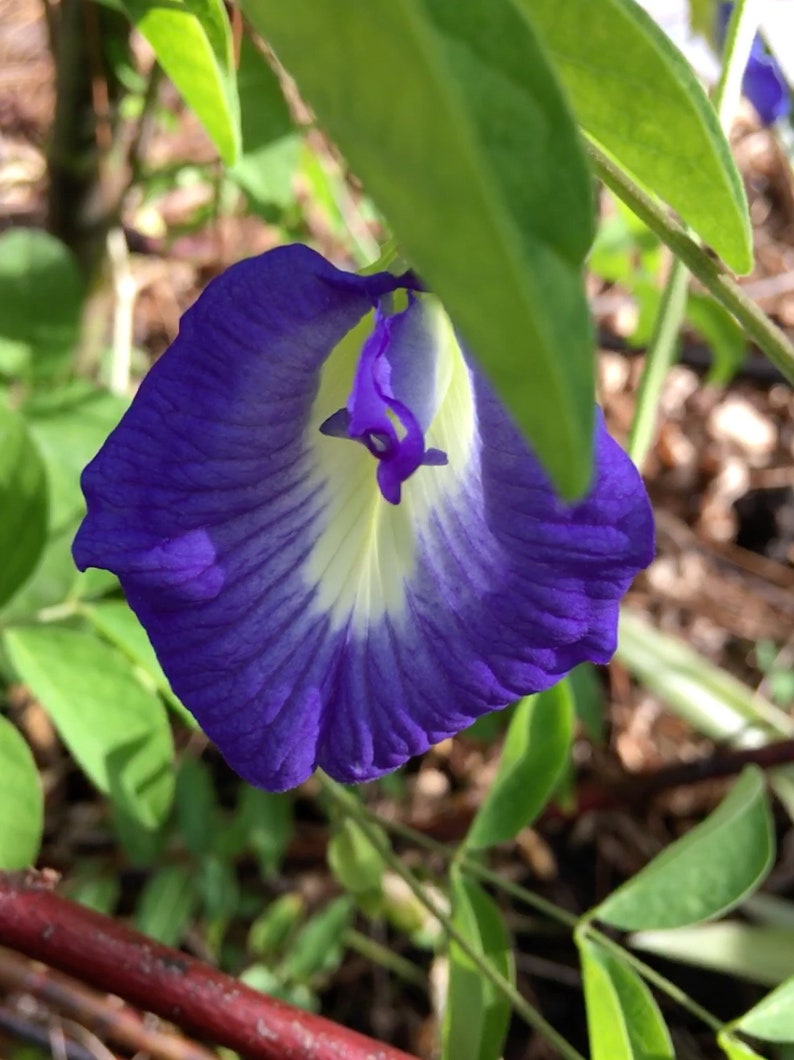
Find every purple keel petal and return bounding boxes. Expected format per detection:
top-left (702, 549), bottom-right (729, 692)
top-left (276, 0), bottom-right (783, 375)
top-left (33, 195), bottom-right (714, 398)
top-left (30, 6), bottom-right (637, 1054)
top-left (74, 244), bottom-right (653, 791)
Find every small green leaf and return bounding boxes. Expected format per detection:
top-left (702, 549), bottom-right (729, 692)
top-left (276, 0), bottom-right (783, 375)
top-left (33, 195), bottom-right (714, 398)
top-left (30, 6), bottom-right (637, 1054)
top-left (0, 406), bottom-right (48, 607)
top-left (85, 600), bottom-right (196, 727)
top-left (136, 865), bottom-right (197, 946)
top-left (578, 935), bottom-right (674, 1060)
top-left (596, 767), bottom-right (774, 930)
top-left (245, 0), bottom-right (596, 498)
top-left (280, 896), bottom-right (354, 983)
top-left (121, 0), bottom-right (240, 164)
top-left (4, 626), bottom-right (174, 831)
top-left (229, 35), bottom-right (301, 210)
top-left (328, 817), bottom-right (385, 897)
top-left (0, 229), bottom-right (83, 380)
top-left (466, 682), bottom-right (573, 850)
top-left (0, 715), bottom-right (43, 869)
top-left (733, 977), bottom-right (794, 1042)
top-left (442, 872), bottom-right (513, 1060)
top-left (248, 894), bottom-right (304, 959)
top-left (174, 757), bottom-right (217, 856)
top-left (686, 293), bottom-right (747, 386)
top-left (631, 922), bottom-right (794, 987)
top-left (524, 0), bottom-right (752, 272)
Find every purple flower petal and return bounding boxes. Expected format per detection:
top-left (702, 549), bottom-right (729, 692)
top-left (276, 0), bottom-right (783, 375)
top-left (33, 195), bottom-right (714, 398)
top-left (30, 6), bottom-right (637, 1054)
top-left (74, 244), bottom-right (653, 791)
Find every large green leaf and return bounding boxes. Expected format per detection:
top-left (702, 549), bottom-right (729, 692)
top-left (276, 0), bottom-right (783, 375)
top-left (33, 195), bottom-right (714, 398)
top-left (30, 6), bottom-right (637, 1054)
top-left (0, 406), bottom-right (48, 608)
top-left (443, 872), bottom-right (513, 1060)
top-left (4, 626), bottom-right (174, 831)
top-left (466, 682), bottom-right (573, 849)
top-left (245, 0), bottom-right (596, 498)
top-left (596, 767), bottom-right (774, 930)
top-left (0, 229), bottom-right (83, 380)
top-left (523, 0), bottom-right (751, 273)
top-left (0, 715), bottom-right (43, 869)
top-left (122, 0), bottom-right (240, 165)
top-left (578, 935), bottom-right (673, 1060)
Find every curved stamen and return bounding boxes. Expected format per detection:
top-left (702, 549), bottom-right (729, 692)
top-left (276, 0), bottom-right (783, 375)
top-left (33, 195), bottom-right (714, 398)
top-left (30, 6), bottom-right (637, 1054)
top-left (319, 300), bottom-right (448, 504)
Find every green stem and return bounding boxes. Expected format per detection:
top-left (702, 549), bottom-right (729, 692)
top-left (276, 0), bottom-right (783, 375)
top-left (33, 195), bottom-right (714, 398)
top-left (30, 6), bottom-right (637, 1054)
top-left (587, 141), bottom-right (794, 386)
top-left (344, 928), bottom-right (426, 988)
top-left (627, 256), bottom-right (689, 467)
top-left (318, 775), bottom-right (585, 1060)
top-left (362, 805), bottom-right (728, 1036)
top-left (712, 0), bottom-right (762, 127)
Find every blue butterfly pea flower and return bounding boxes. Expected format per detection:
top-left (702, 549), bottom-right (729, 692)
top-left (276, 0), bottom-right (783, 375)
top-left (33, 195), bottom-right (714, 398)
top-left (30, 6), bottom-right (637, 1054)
top-left (719, 2), bottom-right (791, 125)
top-left (73, 245), bottom-right (654, 791)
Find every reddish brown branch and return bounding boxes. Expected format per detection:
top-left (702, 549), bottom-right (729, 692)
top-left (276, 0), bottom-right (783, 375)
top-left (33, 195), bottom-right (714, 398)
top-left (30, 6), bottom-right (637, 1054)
top-left (0, 871), bottom-right (417, 1060)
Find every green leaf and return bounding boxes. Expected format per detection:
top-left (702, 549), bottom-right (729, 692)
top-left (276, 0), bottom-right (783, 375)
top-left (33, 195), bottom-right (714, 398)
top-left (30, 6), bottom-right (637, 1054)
top-left (442, 873), bottom-right (513, 1060)
top-left (0, 715), bottom-right (43, 869)
top-left (84, 599), bottom-right (196, 727)
top-left (328, 817), bottom-right (385, 897)
top-left (0, 406), bottom-right (48, 608)
top-left (136, 865), bottom-right (197, 946)
top-left (631, 923), bottom-right (794, 988)
top-left (121, 0), bottom-right (240, 165)
top-left (245, 0), bottom-right (596, 498)
top-left (229, 35), bottom-right (301, 209)
top-left (4, 626), bottom-right (174, 831)
top-left (248, 894), bottom-right (304, 959)
top-left (6, 383), bottom-right (127, 618)
top-left (280, 896), bottom-right (354, 983)
top-left (686, 293), bottom-right (747, 386)
top-left (174, 757), bottom-right (217, 856)
top-left (596, 767), bottom-right (774, 930)
top-left (733, 977), bottom-right (794, 1042)
top-left (578, 935), bottom-right (674, 1060)
top-left (717, 1032), bottom-right (765, 1060)
top-left (524, 0), bottom-right (752, 273)
top-left (466, 682), bottom-right (573, 850)
top-left (0, 229), bottom-right (83, 380)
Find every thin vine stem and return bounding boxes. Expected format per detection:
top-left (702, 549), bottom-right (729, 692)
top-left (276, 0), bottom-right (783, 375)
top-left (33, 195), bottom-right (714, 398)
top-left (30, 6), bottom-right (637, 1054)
top-left (358, 800), bottom-right (729, 1037)
top-left (587, 141), bottom-right (794, 387)
top-left (318, 775), bottom-right (586, 1060)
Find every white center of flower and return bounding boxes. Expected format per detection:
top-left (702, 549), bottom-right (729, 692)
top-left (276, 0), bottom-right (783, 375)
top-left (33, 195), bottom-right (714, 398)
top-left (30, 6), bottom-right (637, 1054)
top-left (302, 295), bottom-right (478, 631)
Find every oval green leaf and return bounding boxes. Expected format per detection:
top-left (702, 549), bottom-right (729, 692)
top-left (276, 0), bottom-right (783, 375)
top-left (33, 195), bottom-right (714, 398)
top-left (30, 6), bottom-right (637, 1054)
top-left (523, 0), bottom-right (752, 273)
top-left (596, 766), bottom-right (774, 930)
top-left (0, 229), bottom-right (83, 381)
top-left (4, 626), bottom-right (174, 831)
top-left (244, 0), bottom-right (596, 498)
top-left (0, 406), bottom-right (48, 608)
top-left (466, 682), bottom-right (573, 850)
top-left (443, 872), bottom-right (513, 1060)
top-left (578, 935), bottom-right (674, 1060)
top-left (121, 0), bottom-right (240, 165)
top-left (0, 715), bottom-right (43, 869)
top-left (734, 977), bottom-right (794, 1042)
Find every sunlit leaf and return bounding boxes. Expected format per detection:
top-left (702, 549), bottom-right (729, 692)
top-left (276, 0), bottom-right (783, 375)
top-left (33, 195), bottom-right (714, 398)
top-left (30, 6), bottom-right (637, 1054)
top-left (524, 0), bottom-right (752, 272)
top-left (596, 767), bottom-right (774, 930)
top-left (244, 0), bottom-right (596, 498)
top-left (578, 934), bottom-right (673, 1060)
top-left (718, 1030), bottom-right (765, 1059)
top-left (122, 0), bottom-right (240, 164)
